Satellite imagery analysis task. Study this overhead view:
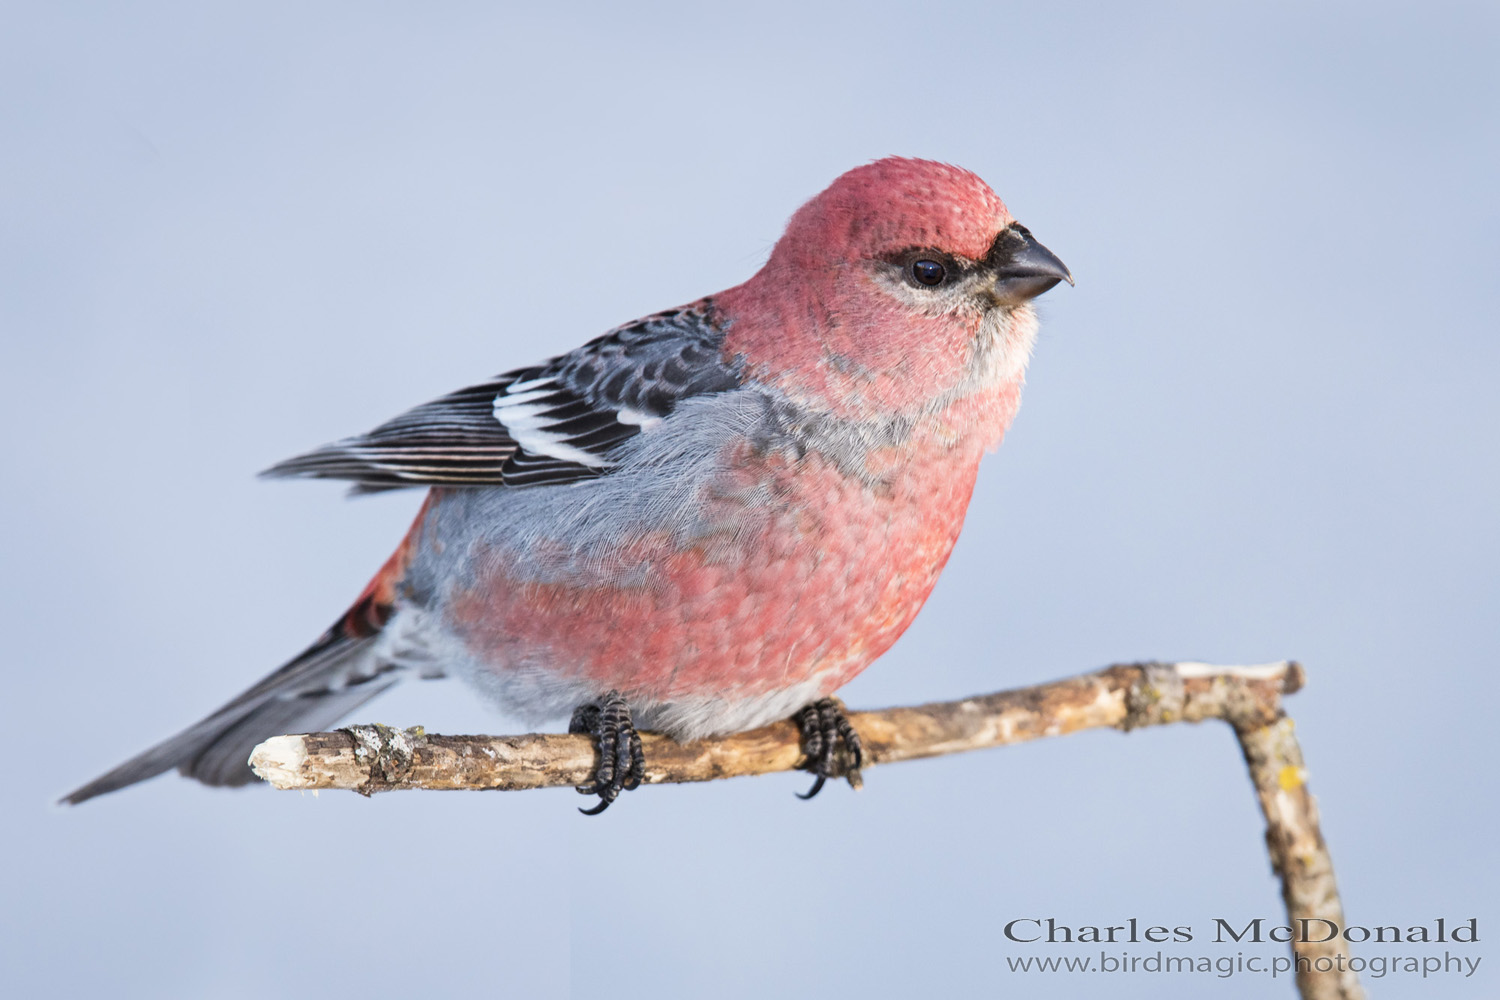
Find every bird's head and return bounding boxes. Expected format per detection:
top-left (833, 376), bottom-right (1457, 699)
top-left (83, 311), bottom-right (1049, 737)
top-left (720, 157), bottom-right (1070, 418)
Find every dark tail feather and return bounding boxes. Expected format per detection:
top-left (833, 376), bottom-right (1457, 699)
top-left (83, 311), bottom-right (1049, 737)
top-left (62, 625), bottom-right (399, 804)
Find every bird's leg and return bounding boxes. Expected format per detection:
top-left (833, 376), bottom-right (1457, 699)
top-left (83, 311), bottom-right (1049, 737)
top-left (794, 697), bottom-right (863, 800)
top-left (569, 690), bottom-right (645, 815)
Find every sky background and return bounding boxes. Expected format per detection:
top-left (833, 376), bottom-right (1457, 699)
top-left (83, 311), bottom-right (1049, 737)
top-left (2, 3), bottom-right (1496, 997)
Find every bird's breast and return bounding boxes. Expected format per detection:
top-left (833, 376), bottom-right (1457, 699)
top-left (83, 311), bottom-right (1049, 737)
top-left (436, 379), bottom-right (1021, 736)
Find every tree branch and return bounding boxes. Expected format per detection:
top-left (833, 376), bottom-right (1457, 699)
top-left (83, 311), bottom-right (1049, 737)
top-left (250, 660), bottom-right (1362, 1000)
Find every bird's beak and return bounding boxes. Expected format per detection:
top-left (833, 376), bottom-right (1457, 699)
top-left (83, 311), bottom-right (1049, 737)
top-left (989, 224), bottom-right (1073, 305)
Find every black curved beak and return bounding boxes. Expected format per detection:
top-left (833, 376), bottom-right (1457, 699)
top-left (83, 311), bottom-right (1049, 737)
top-left (989, 224), bottom-right (1073, 305)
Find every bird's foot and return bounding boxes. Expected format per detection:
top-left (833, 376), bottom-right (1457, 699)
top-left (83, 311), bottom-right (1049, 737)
top-left (795, 697), bottom-right (863, 800)
top-left (569, 690), bottom-right (645, 815)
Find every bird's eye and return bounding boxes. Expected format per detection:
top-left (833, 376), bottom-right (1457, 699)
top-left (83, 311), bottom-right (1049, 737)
top-left (910, 259), bottom-right (946, 286)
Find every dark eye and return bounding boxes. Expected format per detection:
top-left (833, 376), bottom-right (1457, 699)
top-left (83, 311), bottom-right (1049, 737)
top-left (910, 259), bottom-right (946, 286)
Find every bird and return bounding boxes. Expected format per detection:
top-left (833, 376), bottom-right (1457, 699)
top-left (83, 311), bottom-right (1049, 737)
top-left (64, 157), bottom-right (1071, 812)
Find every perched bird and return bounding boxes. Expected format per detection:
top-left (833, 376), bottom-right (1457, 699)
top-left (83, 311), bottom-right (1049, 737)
top-left (65, 157), bottom-right (1070, 812)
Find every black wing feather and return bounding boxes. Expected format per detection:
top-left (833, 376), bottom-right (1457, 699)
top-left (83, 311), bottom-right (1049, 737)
top-left (261, 301), bottom-right (741, 493)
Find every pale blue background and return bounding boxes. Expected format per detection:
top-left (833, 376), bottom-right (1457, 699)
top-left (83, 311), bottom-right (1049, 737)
top-left (2, 3), bottom-right (1495, 997)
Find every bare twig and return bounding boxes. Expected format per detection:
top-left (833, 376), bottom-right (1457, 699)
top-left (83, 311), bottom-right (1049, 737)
top-left (250, 659), bottom-right (1361, 1000)
top-left (1234, 715), bottom-right (1364, 1000)
top-left (249, 660), bottom-right (1293, 792)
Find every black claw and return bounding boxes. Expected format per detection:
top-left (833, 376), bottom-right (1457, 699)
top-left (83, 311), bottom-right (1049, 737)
top-left (795, 775), bottom-right (827, 801)
top-left (794, 697), bottom-right (863, 800)
top-left (569, 690), bottom-right (645, 815)
top-left (578, 796), bottom-right (612, 817)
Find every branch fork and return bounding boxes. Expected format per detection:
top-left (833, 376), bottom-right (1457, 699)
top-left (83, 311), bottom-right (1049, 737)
top-left (250, 660), bottom-right (1362, 1000)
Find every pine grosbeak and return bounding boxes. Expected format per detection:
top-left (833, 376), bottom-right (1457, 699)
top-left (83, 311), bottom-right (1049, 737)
top-left (67, 157), bottom-right (1070, 811)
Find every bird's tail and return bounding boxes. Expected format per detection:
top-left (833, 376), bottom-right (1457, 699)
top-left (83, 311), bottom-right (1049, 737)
top-left (63, 501), bottom-right (431, 805)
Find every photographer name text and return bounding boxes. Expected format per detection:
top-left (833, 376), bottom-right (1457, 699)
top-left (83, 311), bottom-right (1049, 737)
top-left (1003, 917), bottom-right (1478, 946)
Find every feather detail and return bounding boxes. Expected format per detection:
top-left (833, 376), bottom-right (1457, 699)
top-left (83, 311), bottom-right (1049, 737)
top-left (261, 301), bottom-right (740, 493)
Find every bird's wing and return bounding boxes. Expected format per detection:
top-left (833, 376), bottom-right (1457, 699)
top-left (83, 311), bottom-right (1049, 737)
top-left (262, 302), bottom-right (741, 493)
